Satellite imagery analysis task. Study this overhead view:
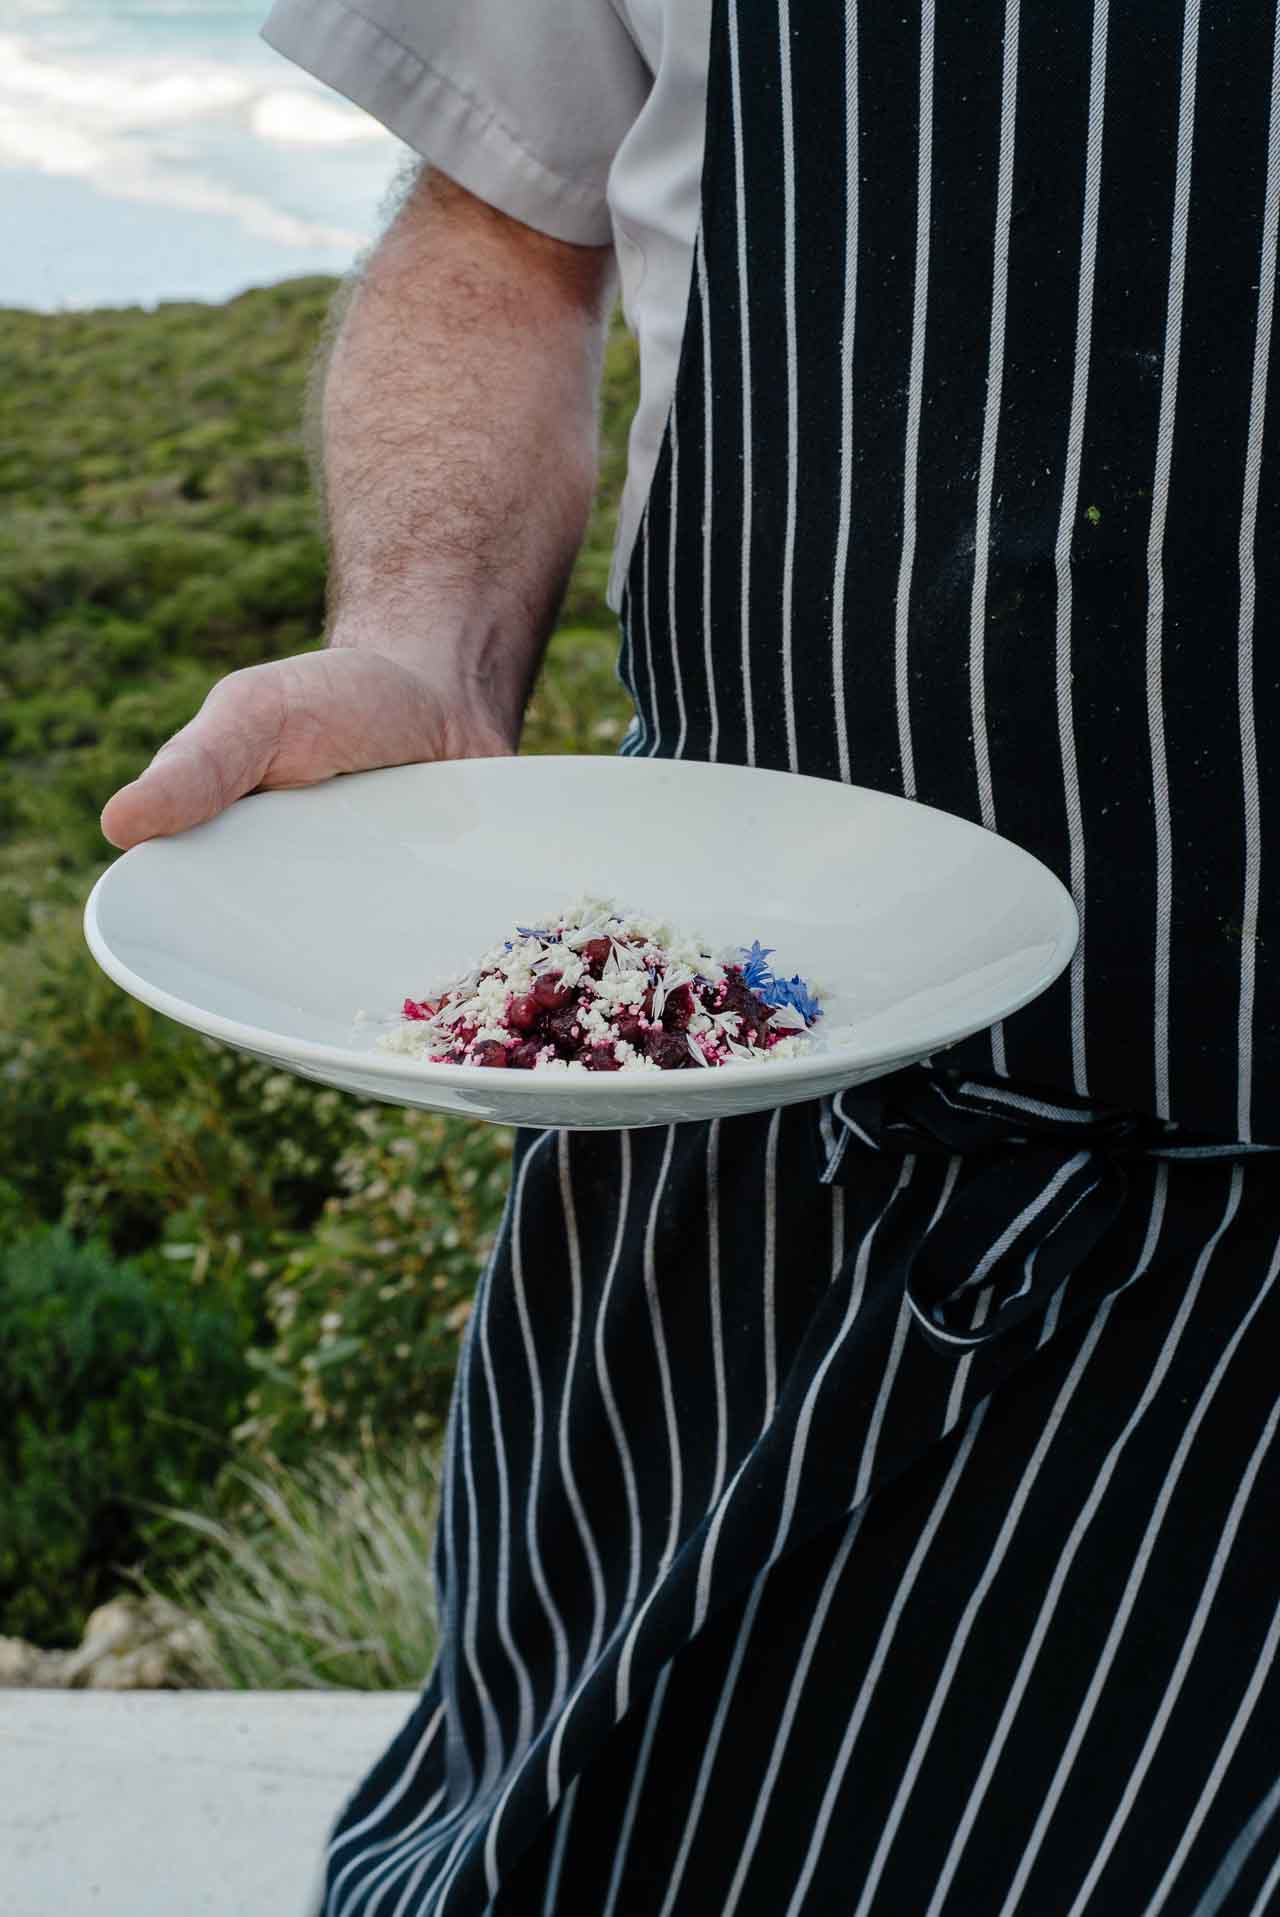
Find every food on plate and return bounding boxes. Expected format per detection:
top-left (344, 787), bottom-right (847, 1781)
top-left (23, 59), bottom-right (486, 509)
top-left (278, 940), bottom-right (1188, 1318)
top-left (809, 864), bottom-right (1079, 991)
top-left (378, 896), bottom-right (823, 1073)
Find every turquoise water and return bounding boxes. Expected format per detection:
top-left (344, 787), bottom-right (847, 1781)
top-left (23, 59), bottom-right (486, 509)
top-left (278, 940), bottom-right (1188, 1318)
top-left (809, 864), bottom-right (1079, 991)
top-left (1, 0), bottom-right (402, 309)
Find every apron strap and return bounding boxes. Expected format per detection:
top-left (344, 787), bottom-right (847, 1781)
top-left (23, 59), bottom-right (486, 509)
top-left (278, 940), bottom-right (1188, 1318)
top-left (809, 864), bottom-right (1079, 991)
top-left (817, 1066), bottom-right (1276, 1356)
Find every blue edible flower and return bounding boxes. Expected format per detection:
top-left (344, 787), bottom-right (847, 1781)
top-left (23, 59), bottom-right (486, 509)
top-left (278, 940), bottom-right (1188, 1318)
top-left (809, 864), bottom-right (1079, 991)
top-left (767, 973), bottom-right (823, 1024)
top-left (739, 941), bottom-right (777, 990)
top-left (738, 941), bottom-right (820, 1023)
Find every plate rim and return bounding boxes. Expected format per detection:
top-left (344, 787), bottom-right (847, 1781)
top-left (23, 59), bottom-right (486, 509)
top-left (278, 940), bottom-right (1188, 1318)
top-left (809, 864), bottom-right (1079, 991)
top-left (82, 758), bottom-right (1080, 1105)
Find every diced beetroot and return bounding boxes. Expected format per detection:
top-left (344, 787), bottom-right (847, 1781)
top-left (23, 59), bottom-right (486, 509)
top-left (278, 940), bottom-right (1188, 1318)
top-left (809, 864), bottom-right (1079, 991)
top-left (579, 1043), bottom-right (622, 1072)
top-left (507, 994), bottom-right (539, 1032)
top-left (646, 1030), bottom-right (691, 1070)
top-left (545, 1006), bottom-right (583, 1056)
top-left (532, 973), bottom-right (571, 1012)
top-left (580, 938), bottom-right (613, 977)
top-left (509, 1040), bottom-right (543, 1070)
top-left (719, 974), bottom-right (757, 1014)
top-left (719, 975), bottom-right (769, 1039)
top-left (662, 983), bottom-right (695, 1032)
top-left (613, 1013), bottom-right (648, 1048)
top-left (470, 1040), bottom-right (511, 1068)
top-left (402, 997), bottom-right (433, 1021)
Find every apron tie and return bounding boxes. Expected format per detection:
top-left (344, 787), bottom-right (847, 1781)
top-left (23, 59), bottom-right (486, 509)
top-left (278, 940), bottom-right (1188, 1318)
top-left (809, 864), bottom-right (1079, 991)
top-left (818, 1067), bottom-right (1277, 1356)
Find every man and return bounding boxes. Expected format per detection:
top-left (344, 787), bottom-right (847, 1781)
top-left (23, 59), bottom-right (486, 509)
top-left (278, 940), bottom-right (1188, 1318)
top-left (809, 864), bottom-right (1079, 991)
top-left (103, 3), bottom-right (1280, 1911)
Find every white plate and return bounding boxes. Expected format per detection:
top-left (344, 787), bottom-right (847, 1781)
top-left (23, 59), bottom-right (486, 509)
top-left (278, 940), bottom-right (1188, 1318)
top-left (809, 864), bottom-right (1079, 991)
top-left (83, 755), bottom-right (1078, 1131)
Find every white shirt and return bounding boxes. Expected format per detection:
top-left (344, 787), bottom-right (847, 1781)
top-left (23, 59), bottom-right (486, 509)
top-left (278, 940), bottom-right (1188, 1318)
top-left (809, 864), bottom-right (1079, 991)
top-left (260, 0), bottom-right (711, 608)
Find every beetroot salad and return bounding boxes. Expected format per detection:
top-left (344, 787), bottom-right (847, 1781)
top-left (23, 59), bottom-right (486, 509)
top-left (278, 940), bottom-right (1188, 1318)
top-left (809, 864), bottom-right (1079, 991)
top-left (378, 897), bottom-right (823, 1073)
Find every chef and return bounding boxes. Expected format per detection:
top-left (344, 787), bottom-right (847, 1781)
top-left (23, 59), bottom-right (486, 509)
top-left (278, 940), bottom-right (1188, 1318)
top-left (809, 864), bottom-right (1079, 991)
top-left (103, 3), bottom-right (1280, 1910)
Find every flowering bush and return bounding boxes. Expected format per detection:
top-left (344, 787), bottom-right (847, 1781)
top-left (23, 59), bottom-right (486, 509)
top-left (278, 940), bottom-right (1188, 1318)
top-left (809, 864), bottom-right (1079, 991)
top-left (229, 1106), bottom-right (513, 1472)
top-left (0, 914), bottom-right (356, 1295)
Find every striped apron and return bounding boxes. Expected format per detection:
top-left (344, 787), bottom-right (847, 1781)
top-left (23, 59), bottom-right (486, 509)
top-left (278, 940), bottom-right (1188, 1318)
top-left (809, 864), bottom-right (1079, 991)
top-left (314, 3), bottom-right (1280, 1912)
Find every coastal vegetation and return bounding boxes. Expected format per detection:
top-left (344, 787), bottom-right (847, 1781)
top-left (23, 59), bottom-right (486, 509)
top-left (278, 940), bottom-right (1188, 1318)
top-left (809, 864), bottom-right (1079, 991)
top-left (0, 275), bottom-right (637, 1658)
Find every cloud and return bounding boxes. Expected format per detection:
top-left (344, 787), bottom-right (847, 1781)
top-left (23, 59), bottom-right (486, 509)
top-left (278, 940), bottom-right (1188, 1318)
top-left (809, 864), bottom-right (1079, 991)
top-left (251, 89), bottom-right (393, 146)
top-left (0, 32), bottom-right (390, 252)
top-left (0, 36), bottom-right (254, 126)
top-left (0, 105), bottom-right (364, 248)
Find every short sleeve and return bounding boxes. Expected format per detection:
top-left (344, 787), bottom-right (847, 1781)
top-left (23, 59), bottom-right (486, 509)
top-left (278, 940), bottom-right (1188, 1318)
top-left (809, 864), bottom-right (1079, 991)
top-left (260, 0), bottom-right (652, 244)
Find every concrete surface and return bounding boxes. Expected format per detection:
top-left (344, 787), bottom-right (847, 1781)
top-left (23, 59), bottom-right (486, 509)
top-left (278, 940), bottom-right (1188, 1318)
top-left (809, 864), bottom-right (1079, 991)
top-left (0, 1690), bottom-right (419, 1917)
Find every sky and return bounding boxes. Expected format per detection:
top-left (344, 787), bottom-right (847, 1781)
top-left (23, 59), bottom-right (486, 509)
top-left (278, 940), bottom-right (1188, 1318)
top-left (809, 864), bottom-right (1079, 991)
top-left (0, 0), bottom-right (404, 309)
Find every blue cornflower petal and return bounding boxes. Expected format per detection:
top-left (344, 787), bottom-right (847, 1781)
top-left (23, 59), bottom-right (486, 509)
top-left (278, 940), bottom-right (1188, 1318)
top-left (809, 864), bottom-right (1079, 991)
top-left (751, 970), bottom-right (822, 1023)
top-left (739, 940), bottom-right (777, 989)
top-left (768, 974), bottom-right (823, 1023)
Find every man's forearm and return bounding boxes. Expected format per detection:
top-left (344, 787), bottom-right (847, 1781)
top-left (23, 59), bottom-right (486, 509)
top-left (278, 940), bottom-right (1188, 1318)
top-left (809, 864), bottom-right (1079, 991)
top-left (318, 166), bottom-right (615, 742)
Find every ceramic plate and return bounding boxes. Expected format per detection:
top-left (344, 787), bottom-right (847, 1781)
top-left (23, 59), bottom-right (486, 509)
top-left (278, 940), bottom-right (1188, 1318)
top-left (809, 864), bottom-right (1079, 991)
top-left (84, 755), bottom-right (1078, 1130)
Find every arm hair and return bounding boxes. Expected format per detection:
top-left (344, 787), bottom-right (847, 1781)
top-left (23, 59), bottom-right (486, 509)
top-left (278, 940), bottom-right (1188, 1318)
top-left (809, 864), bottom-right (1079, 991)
top-left (307, 162), bottom-right (616, 735)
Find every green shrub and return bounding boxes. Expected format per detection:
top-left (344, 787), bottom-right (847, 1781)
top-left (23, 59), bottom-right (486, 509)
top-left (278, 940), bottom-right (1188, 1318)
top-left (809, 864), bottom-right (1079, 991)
top-left (522, 625), bottom-right (631, 754)
top-left (0, 1180), bottom-right (25, 1240)
top-left (150, 572), bottom-right (257, 653)
top-left (0, 1226), bottom-right (250, 1646)
top-left (63, 1048), bottom-right (357, 1283)
top-left (95, 616), bottom-right (162, 674)
top-left (7, 686), bottom-right (102, 754)
top-left (0, 928), bottom-right (510, 1486)
top-left (233, 1106), bottom-right (513, 1466)
top-left (0, 914), bottom-right (358, 1282)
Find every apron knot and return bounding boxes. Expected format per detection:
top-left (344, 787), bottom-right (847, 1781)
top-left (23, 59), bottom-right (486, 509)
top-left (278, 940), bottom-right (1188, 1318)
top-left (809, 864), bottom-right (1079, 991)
top-left (818, 1066), bottom-right (1273, 1355)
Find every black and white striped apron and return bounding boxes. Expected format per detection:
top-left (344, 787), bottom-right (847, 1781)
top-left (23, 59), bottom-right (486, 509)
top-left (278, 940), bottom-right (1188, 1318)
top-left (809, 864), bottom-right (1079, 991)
top-left (315, 3), bottom-right (1280, 1911)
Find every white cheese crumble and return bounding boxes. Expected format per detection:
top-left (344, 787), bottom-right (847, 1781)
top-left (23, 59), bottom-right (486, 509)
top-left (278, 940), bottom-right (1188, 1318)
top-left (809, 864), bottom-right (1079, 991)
top-left (379, 895), bottom-right (820, 1074)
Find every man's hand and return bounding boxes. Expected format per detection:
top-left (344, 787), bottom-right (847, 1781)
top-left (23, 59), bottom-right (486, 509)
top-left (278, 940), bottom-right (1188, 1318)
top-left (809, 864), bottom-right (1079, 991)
top-left (99, 648), bottom-right (511, 850)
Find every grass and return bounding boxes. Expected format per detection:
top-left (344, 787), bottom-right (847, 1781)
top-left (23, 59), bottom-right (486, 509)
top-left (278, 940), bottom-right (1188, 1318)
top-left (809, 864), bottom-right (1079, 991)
top-left (137, 1439), bottom-right (442, 1690)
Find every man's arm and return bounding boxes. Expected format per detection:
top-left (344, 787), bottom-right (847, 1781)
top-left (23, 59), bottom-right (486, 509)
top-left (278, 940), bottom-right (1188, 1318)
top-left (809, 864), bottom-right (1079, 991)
top-left (322, 166), bottom-right (613, 709)
top-left (100, 166), bottom-right (614, 849)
